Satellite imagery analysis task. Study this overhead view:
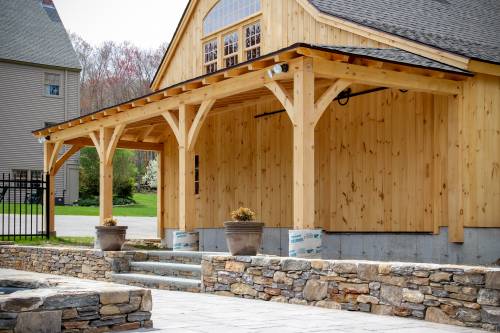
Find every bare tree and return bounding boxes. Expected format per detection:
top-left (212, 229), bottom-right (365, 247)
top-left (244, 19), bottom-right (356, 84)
top-left (70, 33), bottom-right (168, 115)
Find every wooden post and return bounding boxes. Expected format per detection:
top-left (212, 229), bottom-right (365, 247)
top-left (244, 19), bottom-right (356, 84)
top-left (292, 57), bottom-right (316, 230)
top-left (43, 142), bottom-right (57, 236)
top-left (447, 86), bottom-right (465, 243)
top-left (178, 104), bottom-right (196, 231)
top-left (99, 128), bottom-right (114, 224)
top-left (157, 147), bottom-right (166, 238)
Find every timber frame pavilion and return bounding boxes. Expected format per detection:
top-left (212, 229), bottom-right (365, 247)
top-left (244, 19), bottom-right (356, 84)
top-left (33, 43), bottom-right (471, 251)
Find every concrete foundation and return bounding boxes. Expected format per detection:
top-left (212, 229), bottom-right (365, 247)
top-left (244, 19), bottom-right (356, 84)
top-left (163, 227), bottom-right (500, 265)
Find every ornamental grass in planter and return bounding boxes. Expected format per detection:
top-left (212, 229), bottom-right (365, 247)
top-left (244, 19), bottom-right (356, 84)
top-left (224, 207), bottom-right (264, 256)
top-left (95, 217), bottom-right (128, 251)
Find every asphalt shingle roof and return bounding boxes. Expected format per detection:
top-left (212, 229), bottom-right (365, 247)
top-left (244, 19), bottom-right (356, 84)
top-left (308, 0), bottom-right (500, 64)
top-left (314, 45), bottom-right (470, 74)
top-left (0, 0), bottom-right (81, 70)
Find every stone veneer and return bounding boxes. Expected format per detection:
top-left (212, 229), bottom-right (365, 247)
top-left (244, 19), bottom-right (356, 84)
top-left (0, 245), bottom-right (137, 281)
top-left (0, 269), bottom-right (152, 333)
top-left (202, 255), bottom-right (500, 331)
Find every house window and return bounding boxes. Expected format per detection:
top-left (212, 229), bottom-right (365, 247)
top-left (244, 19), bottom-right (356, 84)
top-left (223, 31), bottom-right (238, 68)
top-left (44, 73), bottom-right (61, 96)
top-left (204, 39), bottom-right (218, 74)
top-left (194, 155), bottom-right (200, 195)
top-left (244, 21), bottom-right (261, 60)
top-left (31, 170), bottom-right (43, 187)
top-left (203, 0), bottom-right (260, 36)
top-left (12, 169), bottom-right (28, 187)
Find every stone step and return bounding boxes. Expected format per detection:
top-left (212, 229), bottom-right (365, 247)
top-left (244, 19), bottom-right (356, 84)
top-left (130, 261), bottom-right (201, 279)
top-left (144, 250), bottom-right (225, 265)
top-left (111, 273), bottom-right (201, 293)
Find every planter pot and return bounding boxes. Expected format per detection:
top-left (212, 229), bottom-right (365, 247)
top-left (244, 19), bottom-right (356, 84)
top-left (224, 221), bottom-right (264, 256)
top-left (95, 226), bottom-right (128, 251)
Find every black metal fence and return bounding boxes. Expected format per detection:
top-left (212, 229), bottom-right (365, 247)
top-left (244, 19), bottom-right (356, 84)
top-left (0, 173), bottom-right (50, 240)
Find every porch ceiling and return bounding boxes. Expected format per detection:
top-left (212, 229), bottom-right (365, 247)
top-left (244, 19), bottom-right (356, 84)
top-left (33, 43), bottom-right (472, 147)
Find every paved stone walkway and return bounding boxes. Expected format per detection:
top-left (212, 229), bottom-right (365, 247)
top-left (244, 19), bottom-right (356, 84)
top-left (130, 289), bottom-right (483, 333)
top-left (55, 215), bottom-right (157, 239)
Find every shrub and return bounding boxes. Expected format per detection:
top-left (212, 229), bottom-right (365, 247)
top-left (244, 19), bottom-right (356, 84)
top-left (79, 147), bottom-right (137, 199)
top-left (76, 196), bottom-right (136, 207)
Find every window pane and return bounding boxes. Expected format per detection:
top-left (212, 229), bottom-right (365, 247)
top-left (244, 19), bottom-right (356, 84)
top-left (204, 0), bottom-right (260, 36)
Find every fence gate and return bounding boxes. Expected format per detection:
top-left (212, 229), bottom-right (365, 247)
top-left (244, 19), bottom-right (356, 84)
top-left (0, 173), bottom-right (50, 240)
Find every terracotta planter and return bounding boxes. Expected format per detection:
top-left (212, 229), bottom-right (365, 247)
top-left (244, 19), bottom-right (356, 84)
top-left (224, 221), bottom-right (264, 256)
top-left (95, 226), bottom-right (128, 251)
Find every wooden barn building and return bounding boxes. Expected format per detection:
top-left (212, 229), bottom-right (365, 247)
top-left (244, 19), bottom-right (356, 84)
top-left (34, 0), bottom-right (500, 264)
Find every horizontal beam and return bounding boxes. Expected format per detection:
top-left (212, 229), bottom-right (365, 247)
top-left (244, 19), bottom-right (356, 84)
top-left (47, 60), bottom-right (297, 143)
top-left (313, 58), bottom-right (462, 95)
top-left (65, 137), bottom-right (164, 152)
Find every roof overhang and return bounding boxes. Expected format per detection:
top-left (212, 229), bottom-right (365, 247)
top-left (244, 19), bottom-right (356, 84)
top-left (33, 43), bottom-right (472, 141)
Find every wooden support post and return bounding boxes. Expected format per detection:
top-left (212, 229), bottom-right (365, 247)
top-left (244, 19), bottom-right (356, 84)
top-left (178, 104), bottom-right (197, 232)
top-left (98, 128), bottom-right (113, 224)
top-left (447, 86), bottom-right (465, 243)
top-left (43, 142), bottom-right (59, 236)
top-left (292, 57), bottom-right (316, 230)
top-left (157, 147), bottom-right (166, 238)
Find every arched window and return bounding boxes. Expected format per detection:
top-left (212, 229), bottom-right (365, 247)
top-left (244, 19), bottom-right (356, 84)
top-left (203, 0), bottom-right (260, 36)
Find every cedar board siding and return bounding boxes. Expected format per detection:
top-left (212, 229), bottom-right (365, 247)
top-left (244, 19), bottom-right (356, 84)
top-left (0, 61), bottom-right (80, 202)
top-left (158, 0), bottom-right (385, 88)
top-left (162, 77), bottom-right (500, 232)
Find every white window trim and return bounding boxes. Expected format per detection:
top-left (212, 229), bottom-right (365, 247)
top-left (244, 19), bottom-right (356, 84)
top-left (43, 71), bottom-right (63, 98)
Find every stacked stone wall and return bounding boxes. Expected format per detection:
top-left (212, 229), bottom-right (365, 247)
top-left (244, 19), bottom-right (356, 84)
top-left (0, 245), bottom-right (136, 281)
top-left (202, 255), bottom-right (500, 331)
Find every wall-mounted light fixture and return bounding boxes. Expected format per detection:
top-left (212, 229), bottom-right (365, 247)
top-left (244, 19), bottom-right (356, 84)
top-left (267, 63), bottom-right (289, 78)
top-left (337, 88), bottom-right (352, 106)
top-left (38, 137), bottom-right (47, 144)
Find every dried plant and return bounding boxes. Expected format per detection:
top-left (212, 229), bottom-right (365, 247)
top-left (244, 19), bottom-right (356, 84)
top-left (103, 217), bottom-right (118, 227)
top-left (230, 207), bottom-right (256, 222)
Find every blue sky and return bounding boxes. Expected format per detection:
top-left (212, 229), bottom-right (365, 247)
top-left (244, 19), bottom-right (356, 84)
top-left (53, 0), bottom-right (190, 49)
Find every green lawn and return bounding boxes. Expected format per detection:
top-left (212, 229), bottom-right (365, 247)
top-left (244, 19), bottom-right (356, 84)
top-left (4, 236), bottom-right (94, 247)
top-left (0, 193), bottom-right (157, 217)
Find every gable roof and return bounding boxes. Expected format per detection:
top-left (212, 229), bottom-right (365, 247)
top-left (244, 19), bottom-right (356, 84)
top-left (308, 0), bottom-right (500, 65)
top-left (0, 0), bottom-right (81, 70)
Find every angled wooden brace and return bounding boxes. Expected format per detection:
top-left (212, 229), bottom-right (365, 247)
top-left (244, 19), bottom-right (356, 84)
top-left (88, 131), bottom-right (102, 160)
top-left (187, 99), bottom-right (216, 151)
top-left (162, 111), bottom-right (181, 144)
top-left (47, 141), bottom-right (64, 174)
top-left (313, 79), bottom-right (352, 126)
top-left (53, 145), bottom-right (82, 174)
top-left (105, 124), bottom-right (125, 165)
top-left (265, 81), bottom-right (295, 124)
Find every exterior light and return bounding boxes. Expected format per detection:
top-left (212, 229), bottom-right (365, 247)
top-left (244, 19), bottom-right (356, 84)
top-left (38, 137), bottom-right (46, 144)
top-left (267, 63), bottom-right (289, 78)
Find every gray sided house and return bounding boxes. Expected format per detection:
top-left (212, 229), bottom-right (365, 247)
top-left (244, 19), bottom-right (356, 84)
top-left (0, 0), bottom-right (81, 204)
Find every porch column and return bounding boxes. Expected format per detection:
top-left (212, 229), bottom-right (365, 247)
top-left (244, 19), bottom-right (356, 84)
top-left (173, 104), bottom-right (199, 251)
top-left (99, 128), bottom-right (114, 223)
top-left (157, 146), bottom-right (166, 239)
top-left (43, 141), bottom-right (61, 237)
top-left (289, 57), bottom-right (323, 258)
top-left (89, 125), bottom-right (124, 225)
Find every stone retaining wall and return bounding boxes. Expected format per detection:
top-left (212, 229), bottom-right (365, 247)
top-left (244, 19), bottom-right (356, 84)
top-left (202, 255), bottom-right (500, 331)
top-left (0, 270), bottom-right (152, 333)
top-left (0, 245), bottom-right (137, 281)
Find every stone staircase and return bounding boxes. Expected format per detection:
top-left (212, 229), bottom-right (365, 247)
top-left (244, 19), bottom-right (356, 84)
top-left (111, 251), bottom-right (220, 293)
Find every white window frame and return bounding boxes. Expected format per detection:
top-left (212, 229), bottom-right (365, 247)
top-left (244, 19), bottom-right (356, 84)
top-left (43, 72), bottom-right (62, 98)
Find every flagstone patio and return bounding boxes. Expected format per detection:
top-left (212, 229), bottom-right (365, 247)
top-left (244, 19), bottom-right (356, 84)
top-left (131, 289), bottom-right (484, 333)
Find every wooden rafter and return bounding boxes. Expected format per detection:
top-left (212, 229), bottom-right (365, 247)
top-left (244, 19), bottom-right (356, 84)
top-left (65, 137), bottom-right (163, 152)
